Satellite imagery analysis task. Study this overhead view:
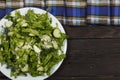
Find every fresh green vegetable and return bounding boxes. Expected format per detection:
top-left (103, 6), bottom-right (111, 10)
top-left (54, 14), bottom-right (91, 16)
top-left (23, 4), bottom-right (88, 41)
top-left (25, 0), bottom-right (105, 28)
top-left (0, 9), bottom-right (67, 78)
top-left (53, 28), bottom-right (61, 38)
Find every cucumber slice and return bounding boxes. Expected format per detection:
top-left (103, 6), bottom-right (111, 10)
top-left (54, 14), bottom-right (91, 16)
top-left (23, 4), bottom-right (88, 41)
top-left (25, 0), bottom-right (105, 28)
top-left (52, 41), bottom-right (58, 49)
top-left (53, 29), bottom-right (61, 38)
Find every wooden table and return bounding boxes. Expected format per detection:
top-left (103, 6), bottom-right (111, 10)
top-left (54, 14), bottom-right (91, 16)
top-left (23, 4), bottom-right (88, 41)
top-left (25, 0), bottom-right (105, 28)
top-left (1, 26), bottom-right (120, 80)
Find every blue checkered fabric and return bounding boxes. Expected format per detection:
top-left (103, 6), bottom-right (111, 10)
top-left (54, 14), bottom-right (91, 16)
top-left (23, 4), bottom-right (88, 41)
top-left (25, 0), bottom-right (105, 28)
top-left (1, 0), bottom-right (120, 26)
top-left (87, 0), bottom-right (111, 25)
top-left (0, 0), bottom-right (6, 19)
top-left (111, 0), bottom-right (120, 25)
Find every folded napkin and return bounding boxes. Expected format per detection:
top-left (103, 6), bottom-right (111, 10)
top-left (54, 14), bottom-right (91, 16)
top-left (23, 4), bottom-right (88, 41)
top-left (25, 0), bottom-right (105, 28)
top-left (0, 0), bottom-right (120, 26)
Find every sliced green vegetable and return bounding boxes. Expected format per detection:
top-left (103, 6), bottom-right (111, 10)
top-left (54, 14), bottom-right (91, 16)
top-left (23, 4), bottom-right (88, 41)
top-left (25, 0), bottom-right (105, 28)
top-left (53, 28), bottom-right (61, 38)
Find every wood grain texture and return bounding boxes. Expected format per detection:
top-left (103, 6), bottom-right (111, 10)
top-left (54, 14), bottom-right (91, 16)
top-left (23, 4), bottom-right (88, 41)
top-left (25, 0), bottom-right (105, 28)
top-left (64, 26), bottom-right (120, 39)
top-left (1, 26), bottom-right (120, 80)
top-left (47, 39), bottom-right (120, 80)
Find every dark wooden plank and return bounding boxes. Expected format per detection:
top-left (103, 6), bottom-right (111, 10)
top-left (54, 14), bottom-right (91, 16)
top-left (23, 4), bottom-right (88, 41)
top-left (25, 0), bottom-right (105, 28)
top-left (0, 73), bottom-right (10, 80)
top-left (66, 39), bottom-right (120, 76)
top-left (2, 39), bottom-right (120, 80)
top-left (47, 77), bottom-right (120, 80)
top-left (0, 79), bottom-right (9, 80)
top-left (64, 26), bottom-right (120, 39)
top-left (2, 38), bottom-right (120, 80)
top-left (47, 39), bottom-right (120, 79)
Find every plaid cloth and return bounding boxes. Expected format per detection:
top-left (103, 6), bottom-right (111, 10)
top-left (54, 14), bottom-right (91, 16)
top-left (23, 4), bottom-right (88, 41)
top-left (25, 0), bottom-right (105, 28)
top-left (6, 0), bottom-right (24, 14)
top-left (1, 0), bottom-right (120, 26)
top-left (25, 0), bottom-right (45, 9)
top-left (111, 0), bottom-right (120, 25)
top-left (46, 0), bottom-right (65, 24)
top-left (0, 0), bottom-right (87, 26)
top-left (65, 0), bottom-right (86, 25)
top-left (87, 0), bottom-right (111, 25)
top-left (0, 0), bottom-right (6, 18)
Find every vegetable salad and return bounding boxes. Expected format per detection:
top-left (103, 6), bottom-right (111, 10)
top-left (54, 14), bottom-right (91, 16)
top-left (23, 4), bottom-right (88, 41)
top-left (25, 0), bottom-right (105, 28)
top-left (0, 9), bottom-right (67, 78)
